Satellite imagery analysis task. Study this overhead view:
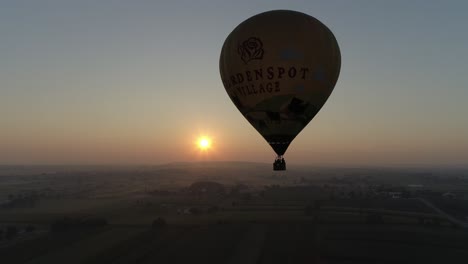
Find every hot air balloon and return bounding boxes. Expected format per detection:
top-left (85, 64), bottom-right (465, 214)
top-left (219, 10), bottom-right (341, 170)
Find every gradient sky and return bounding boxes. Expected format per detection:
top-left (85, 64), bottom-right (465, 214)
top-left (1, 0), bottom-right (467, 166)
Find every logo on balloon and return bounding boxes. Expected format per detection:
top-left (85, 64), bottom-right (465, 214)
top-left (238, 37), bottom-right (264, 64)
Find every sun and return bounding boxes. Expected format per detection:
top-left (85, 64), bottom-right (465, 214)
top-left (197, 137), bottom-right (211, 151)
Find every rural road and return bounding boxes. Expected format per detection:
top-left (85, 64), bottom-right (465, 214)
top-left (418, 197), bottom-right (468, 229)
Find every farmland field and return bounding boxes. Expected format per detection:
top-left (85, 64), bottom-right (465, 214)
top-left (1, 163), bottom-right (468, 263)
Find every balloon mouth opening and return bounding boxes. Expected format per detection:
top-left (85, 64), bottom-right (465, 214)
top-left (269, 142), bottom-right (290, 155)
top-left (264, 135), bottom-right (292, 156)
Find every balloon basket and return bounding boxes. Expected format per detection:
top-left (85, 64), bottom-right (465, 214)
top-left (273, 156), bottom-right (286, 171)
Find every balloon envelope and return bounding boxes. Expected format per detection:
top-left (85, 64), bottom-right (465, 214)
top-left (219, 10), bottom-right (341, 156)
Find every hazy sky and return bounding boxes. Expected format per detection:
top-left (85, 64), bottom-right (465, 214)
top-left (1, 0), bottom-right (467, 166)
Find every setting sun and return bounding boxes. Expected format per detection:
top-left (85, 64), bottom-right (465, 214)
top-left (197, 137), bottom-right (211, 151)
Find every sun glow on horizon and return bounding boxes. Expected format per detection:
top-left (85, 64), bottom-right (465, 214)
top-left (197, 136), bottom-right (212, 151)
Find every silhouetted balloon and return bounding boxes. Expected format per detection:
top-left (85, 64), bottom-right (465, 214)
top-left (220, 10), bottom-right (340, 156)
